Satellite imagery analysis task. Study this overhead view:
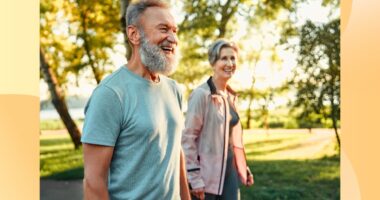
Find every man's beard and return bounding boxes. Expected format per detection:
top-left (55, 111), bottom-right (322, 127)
top-left (139, 32), bottom-right (178, 75)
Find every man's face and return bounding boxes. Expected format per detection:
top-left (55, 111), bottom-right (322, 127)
top-left (138, 7), bottom-right (178, 75)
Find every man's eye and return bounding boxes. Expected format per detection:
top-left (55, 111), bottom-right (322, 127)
top-left (160, 28), bottom-right (168, 32)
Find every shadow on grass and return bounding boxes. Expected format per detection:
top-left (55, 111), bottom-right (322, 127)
top-left (241, 155), bottom-right (340, 200)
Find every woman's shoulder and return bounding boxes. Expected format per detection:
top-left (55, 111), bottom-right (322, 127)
top-left (191, 82), bottom-right (210, 96)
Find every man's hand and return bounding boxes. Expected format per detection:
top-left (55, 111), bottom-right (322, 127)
top-left (191, 188), bottom-right (205, 200)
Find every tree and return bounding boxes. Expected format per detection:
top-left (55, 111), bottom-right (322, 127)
top-left (40, 0), bottom-right (121, 147)
top-left (291, 19), bottom-right (340, 147)
top-left (40, 48), bottom-right (82, 149)
top-left (40, 0), bottom-right (121, 85)
top-left (172, 0), bottom-right (300, 99)
top-left (119, 0), bottom-right (131, 60)
top-left (172, 0), bottom-right (247, 91)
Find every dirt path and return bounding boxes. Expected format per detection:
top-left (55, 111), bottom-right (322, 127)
top-left (271, 131), bottom-right (335, 159)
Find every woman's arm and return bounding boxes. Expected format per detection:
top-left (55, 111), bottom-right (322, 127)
top-left (181, 88), bottom-right (207, 190)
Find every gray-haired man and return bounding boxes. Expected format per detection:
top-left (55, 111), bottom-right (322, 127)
top-left (81, 0), bottom-right (190, 199)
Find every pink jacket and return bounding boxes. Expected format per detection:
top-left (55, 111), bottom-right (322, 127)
top-left (181, 77), bottom-right (248, 195)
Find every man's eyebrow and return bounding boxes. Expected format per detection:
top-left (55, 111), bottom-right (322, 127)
top-left (156, 23), bottom-right (178, 30)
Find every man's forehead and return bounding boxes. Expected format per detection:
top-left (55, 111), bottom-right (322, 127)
top-left (140, 7), bottom-right (176, 27)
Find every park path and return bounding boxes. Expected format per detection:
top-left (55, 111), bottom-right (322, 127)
top-left (270, 130), bottom-right (336, 159)
top-left (40, 179), bottom-right (83, 200)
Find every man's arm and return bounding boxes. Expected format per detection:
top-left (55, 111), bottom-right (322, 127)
top-left (83, 143), bottom-right (114, 200)
top-left (180, 148), bottom-right (191, 200)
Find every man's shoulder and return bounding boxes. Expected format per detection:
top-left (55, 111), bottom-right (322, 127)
top-left (161, 76), bottom-right (181, 91)
top-left (100, 67), bottom-right (127, 87)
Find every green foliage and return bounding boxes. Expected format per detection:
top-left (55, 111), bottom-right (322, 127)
top-left (291, 19), bottom-right (340, 132)
top-left (173, 0), bottom-right (301, 90)
top-left (173, 0), bottom-right (243, 87)
top-left (40, 0), bottom-right (121, 86)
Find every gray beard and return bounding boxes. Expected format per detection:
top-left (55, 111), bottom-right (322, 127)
top-left (139, 32), bottom-right (177, 75)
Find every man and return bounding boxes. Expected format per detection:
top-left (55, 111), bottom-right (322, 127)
top-left (81, 1), bottom-right (190, 199)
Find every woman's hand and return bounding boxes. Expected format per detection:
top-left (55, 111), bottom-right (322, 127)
top-left (191, 187), bottom-right (205, 200)
top-left (246, 167), bottom-right (254, 186)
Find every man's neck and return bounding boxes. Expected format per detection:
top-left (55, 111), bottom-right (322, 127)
top-left (126, 56), bottom-right (160, 83)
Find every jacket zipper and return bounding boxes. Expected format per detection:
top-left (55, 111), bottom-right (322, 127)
top-left (217, 96), bottom-right (227, 194)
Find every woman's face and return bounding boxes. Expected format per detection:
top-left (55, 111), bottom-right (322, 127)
top-left (212, 47), bottom-right (238, 81)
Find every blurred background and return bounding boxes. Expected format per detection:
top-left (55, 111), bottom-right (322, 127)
top-left (40, 0), bottom-right (340, 199)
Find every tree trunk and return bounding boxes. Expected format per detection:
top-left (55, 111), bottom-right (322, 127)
top-left (40, 48), bottom-right (82, 149)
top-left (245, 80), bottom-right (256, 129)
top-left (332, 116), bottom-right (340, 148)
top-left (77, 3), bottom-right (102, 84)
top-left (331, 99), bottom-right (341, 149)
top-left (120, 0), bottom-right (131, 60)
top-left (245, 56), bottom-right (259, 129)
top-left (245, 99), bottom-right (252, 129)
top-left (217, 0), bottom-right (238, 38)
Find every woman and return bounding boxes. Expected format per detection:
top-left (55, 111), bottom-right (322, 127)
top-left (182, 39), bottom-right (254, 200)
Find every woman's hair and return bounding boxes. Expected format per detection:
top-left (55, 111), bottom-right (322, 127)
top-left (126, 0), bottom-right (169, 27)
top-left (208, 39), bottom-right (238, 66)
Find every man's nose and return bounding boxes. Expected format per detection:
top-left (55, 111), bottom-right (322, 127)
top-left (167, 31), bottom-right (178, 45)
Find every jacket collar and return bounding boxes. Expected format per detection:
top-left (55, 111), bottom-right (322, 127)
top-left (206, 76), bottom-right (238, 96)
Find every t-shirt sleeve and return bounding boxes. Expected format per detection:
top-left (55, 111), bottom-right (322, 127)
top-left (81, 85), bottom-right (123, 146)
top-left (175, 82), bottom-right (183, 111)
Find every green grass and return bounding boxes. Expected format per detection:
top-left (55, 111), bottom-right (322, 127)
top-left (40, 134), bottom-right (83, 179)
top-left (241, 156), bottom-right (339, 200)
top-left (40, 129), bottom-right (339, 199)
top-left (241, 130), bottom-right (340, 199)
top-left (40, 119), bottom-right (83, 130)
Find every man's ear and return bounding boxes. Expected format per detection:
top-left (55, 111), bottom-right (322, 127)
top-left (127, 25), bottom-right (140, 45)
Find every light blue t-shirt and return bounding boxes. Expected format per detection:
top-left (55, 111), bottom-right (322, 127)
top-left (81, 66), bottom-right (183, 200)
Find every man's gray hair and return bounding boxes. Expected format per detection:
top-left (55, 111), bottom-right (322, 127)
top-left (126, 0), bottom-right (169, 28)
top-left (208, 39), bottom-right (238, 66)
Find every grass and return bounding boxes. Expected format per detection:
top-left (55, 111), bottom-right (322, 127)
top-left (40, 119), bottom-right (83, 130)
top-left (241, 156), bottom-right (339, 200)
top-left (40, 134), bottom-right (83, 179)
top-left (40, 129), bottom-right (339, 199)
top-left (241, 130), bottom-right (340, 200)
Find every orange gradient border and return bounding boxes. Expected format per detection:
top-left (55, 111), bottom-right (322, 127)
top-left (1, 0), bottom-right (380, 199)
top-left (0, 0), bottom-right (39, 199)
top-left (341, 0), bottom-right (380, 199)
